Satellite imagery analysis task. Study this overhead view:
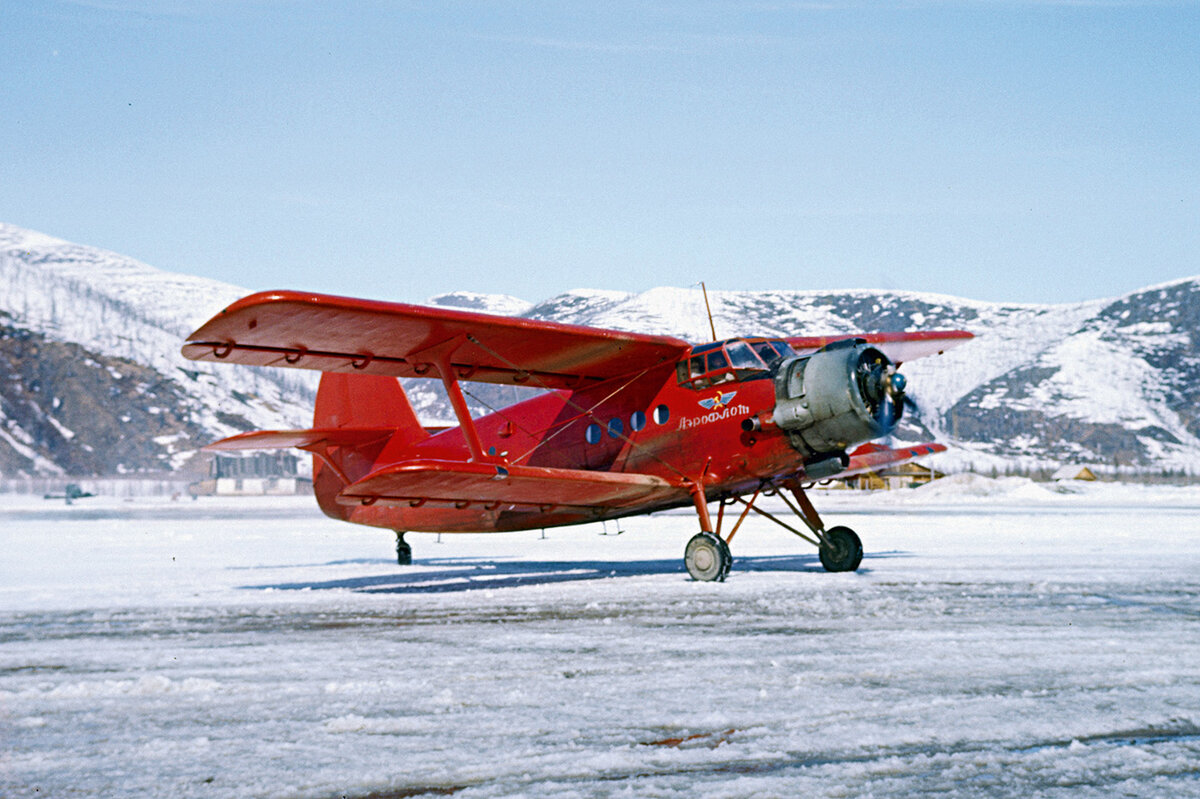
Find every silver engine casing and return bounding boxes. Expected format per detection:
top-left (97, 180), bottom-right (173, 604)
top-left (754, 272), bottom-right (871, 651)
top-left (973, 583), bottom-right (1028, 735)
top-left (772, 341), bottom-right (899, 457)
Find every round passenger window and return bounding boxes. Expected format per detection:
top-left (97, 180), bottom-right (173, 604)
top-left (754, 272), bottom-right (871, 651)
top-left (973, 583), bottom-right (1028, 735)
top-left (608, 418), bottom-right (624, 438)
top-left (585, 423), bottom-right (602, 444)
top-left (652, 404), bottom-right (670, 424)
top-left (630, 410), bottom-right (646, 431)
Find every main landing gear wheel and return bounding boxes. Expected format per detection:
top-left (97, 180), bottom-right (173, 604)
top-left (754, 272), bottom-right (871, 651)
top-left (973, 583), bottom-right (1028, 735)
top-left (395, 531), bottom-right (412, 566)
top-left (685, 531), bottom-right (732, 582)
top-left (819, 526), bottom-right (863, 573)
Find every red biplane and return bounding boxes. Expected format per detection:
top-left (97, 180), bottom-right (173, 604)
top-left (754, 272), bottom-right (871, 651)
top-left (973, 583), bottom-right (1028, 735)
top-left (183, 291), bottom-right (971, 581)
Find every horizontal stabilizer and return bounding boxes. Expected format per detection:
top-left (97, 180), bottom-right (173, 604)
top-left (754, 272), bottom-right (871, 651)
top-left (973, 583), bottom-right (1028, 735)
top-left (202, 428), bottom-right (395, 452)
top-left (338, 458), bottom-right (680, 511)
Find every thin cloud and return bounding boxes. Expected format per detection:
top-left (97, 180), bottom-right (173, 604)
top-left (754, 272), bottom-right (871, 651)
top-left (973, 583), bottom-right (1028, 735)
top-left (464, 32), bottom-right (691, 55)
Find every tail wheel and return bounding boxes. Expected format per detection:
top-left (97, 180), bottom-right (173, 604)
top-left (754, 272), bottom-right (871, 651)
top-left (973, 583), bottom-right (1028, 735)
top-left (395, 531), bottom-right (412, 566)
top-left (685, 531), bottom-right (732, 582)
top-left (819, 526), bottom-right (863, 572)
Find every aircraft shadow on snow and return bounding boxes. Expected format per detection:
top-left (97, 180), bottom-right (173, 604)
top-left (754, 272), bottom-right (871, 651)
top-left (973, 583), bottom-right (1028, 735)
top-left (239, 552), bottom-right (909, 595)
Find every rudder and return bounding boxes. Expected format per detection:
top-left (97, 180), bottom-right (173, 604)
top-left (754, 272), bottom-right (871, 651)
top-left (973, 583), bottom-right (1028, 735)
top-left (314, 372), bottom-right (426, 438)
top-left (310, 373), bottom-right (427, 522)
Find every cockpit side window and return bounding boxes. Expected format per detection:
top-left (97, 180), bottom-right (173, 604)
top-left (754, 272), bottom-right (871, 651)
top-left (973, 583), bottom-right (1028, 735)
top-left (677, 339), bottom-right (773, 389)
top-left (706, 350), bottom-right (729, 372)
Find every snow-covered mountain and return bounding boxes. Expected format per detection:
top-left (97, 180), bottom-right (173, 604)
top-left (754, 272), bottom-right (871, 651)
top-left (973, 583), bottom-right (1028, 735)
top-left (2, 222), bottom-right (1197, 477)
top-left (516, 284), bottom-right (1200, 474)
top-left (0, 224), bottom-right (316, 476)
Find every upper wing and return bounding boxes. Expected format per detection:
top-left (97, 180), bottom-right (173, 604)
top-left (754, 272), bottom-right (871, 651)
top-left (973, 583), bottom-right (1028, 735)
top-left (182, 290), bottom-right (691, 390)
top-left (786, 330), bottom-right (973, 363)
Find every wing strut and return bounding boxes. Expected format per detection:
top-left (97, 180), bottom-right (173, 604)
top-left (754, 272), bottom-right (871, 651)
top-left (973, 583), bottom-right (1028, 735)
top-left (407, 335), bottom-right (491, 463)
top-left (436, 344), bottom-right (486, 462)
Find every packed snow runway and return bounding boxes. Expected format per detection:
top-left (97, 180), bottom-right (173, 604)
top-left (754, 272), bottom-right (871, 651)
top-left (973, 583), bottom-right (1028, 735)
top-left (3, 477), bottom-right (1200, 798)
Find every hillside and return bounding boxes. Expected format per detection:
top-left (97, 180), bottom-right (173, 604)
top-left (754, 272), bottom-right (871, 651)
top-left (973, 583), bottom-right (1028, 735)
top-left (0, 224), bottom-right (315, 476)
top-left (2, 222), bottom-right (1197, 477)
top-left (512, 284), bottom-right (1200, 473)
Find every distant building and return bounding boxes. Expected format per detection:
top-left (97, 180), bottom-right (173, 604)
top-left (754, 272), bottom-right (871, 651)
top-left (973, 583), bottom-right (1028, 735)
top-left (844, 462), bottom-right (944, 491)
top-left (190, 452), bottom-right (309, 496)
top-left (1052, 465), bottom-right (1098, 482)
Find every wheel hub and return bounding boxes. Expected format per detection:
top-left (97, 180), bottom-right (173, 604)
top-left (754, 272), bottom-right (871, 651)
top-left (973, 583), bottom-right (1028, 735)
top-left (684, 531), bottom-right (731, 582)
top-left (818, 525), bottom-right (863, 572)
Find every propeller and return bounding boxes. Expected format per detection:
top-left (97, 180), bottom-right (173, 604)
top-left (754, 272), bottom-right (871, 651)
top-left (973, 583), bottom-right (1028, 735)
top-left (854, 349), bottom-right (906, 432)
top-left (880, 370), bottom-right (907, 430)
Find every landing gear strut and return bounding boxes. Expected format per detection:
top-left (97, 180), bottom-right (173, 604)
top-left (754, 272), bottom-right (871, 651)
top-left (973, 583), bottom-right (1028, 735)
top-left (683, 481), bottom-right (732, 582)
top-left (683, 478), bottom-right (865, 580)
top-left (394, 531), bottom-right (412, 566)
top-left (743, 481), bottom-right (864, 573)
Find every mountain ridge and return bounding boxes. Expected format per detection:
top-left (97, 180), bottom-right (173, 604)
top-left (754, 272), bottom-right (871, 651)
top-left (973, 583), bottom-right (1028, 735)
top-left (2, 222), bottom-right (1197, 477)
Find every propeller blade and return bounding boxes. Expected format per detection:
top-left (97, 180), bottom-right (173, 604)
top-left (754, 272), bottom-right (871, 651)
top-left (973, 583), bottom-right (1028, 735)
top-left (876, 393), bottom-right (893, 431)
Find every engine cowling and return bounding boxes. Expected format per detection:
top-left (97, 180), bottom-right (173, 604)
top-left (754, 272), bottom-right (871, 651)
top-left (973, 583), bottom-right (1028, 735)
top-left (771, 340), bottom-right (905, 458)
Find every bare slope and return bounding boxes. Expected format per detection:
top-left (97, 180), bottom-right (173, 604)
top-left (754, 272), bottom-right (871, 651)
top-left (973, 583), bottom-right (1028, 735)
top-left (0, 224), bottom-right (315, 476)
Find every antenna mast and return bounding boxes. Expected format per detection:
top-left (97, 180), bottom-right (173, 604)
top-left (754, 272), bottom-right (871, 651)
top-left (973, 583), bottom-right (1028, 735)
top-left (699, 281), bottom-right (718, 341)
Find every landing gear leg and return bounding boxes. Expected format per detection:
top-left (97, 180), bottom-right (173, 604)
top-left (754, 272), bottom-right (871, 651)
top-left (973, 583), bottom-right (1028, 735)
top-left (683, 479), bottom-right (732, 582)
top-left (729, 480), bottom-right (864, 573)
top-left (395, 531), bottom-right (412, 566)
top-left (783, 481), bottom-right (862, 572)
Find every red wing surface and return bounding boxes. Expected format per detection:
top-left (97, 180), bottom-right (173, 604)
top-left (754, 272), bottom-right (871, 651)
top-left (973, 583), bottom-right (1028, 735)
top-left (202, 428), bottom-right (396, 452)
top-left (836, 443), bottom-right (948, 479)
top-left (183, 291), bottom-right (690, 389)
top-left (787, 330), bottom-right (973, 362)
top-left (339, 459), bottom-right (680, 510)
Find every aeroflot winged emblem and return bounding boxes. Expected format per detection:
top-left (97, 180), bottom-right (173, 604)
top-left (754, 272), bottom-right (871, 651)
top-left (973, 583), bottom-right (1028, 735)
top-left (699, 391), bottom-right (737, 410)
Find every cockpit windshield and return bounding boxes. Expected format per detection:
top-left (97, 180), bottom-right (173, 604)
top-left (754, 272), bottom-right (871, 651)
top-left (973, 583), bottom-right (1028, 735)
top-left (725, 340), bottom-right (761, 369)
top-left (677, 338), bottom-right (792, 388)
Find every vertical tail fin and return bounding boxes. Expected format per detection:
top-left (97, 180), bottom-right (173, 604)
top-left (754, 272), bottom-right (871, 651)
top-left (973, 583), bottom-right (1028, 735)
top-left (202, 373), bottom-right (427, 523)
top-left (314, 372), bottom-right (426, 437)
top-left (310, 374), bottom-right (427, 521)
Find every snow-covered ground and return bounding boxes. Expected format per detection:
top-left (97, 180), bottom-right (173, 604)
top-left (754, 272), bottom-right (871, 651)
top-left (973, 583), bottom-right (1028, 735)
top-left (3, 480), bottom-right (1200, 798)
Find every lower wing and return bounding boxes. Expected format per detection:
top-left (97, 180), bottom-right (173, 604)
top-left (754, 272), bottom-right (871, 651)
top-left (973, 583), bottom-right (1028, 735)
top-left (837, 442), bottom-right (947, 479)
top-left (337, 459), bottom-right (681, 511)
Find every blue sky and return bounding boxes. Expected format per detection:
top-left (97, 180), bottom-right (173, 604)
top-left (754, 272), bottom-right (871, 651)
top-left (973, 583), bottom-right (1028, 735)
top-left (3, 1), bottom-right (1198, 306)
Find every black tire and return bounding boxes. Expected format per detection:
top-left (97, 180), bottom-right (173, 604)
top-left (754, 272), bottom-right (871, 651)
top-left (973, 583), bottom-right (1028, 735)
top-left (819, 526), bottom-right (863, 572)
top-left (685, 531), bottom-right (731, 582)
top-left (715, 535), bottom-right (733, 581)
top-left (395, 532), bottom-right (412, 566)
